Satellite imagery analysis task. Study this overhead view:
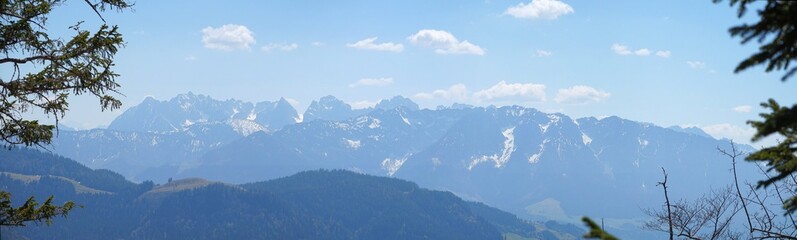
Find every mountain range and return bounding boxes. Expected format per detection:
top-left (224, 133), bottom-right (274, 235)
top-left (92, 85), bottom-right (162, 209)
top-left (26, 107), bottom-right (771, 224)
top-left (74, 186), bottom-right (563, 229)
top-left (46, 92), bottom-right (762, 237)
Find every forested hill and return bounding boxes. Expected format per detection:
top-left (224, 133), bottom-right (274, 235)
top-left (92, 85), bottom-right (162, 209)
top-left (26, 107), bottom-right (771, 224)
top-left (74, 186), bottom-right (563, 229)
top-left (0, 148), bottom-right (581, 239)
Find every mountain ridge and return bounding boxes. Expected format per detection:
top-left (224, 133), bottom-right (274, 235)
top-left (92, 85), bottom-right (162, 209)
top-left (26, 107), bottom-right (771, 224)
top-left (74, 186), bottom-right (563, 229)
top-left (108, 92), bottom-right (300, 134)
top-left (47, 93), bottom-right (759, 238)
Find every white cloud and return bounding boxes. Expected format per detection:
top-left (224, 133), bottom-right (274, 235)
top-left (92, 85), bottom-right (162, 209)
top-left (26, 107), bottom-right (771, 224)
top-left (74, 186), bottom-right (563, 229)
top-left (473, 81), bottom-right (546, 102)
top-left (732, 105), bottom-right (752, 113)
top-left (611, 44), bottom-right (631, 55)
top-left (261, 43), bottom-right (298, 52)
top-left (347, 37), bottom-right (404, 52)
top-left (408, 29), bottom-right (485, 55)
top-left (536, 50), bottom-right (552, 57)
top-left (413, 84), bottom-right (469, 101)
top-left (611, 43), bottom-right (669, 57)
top-left (184, 55), bottom-right (197, 61)
top-left (312, 41), bottom-right (325, 47)
top-left (687, 61), bottom-right (706, 69)
top-left (505, 0), bottom-right (574, 20)
top-left (701, 123), bottom-right (756, 143)
top-left (349, 77), bottom-right (394, 88)
top-left (351, 100), bottom-right (379, 109)
top-left (634, 48), bottom-right (650, 56)
top-left (554, 85), bottom-right (610, 104)
top-left (201, 24), bottom-right (256, 51)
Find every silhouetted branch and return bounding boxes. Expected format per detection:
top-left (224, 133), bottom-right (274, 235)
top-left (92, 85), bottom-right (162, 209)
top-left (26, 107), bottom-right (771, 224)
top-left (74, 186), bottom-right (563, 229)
top-left (718, 141), bottom-right (753, 233)
top-left (656, 167), bottom-right (674, 240)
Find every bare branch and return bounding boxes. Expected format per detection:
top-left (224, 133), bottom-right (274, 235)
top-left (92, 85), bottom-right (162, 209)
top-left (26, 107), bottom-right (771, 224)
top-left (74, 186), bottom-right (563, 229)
top-left (656, 167), bottom-right (675, 240)
top-left (718, 141), bottom-right (753, 233)
top-left (84, 0), bottom-right (107, 22)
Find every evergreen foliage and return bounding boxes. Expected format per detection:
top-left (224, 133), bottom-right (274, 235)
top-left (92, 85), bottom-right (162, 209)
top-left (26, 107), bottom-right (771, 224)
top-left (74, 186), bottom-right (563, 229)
top-left (582, 217), bottom-right (618, 240)
top-left (713, 0), bottom-right (797, 213)
top-left (0, 0), bottom-right (131, 233)
top-left (0, 0), bottom-right (130, 146)
top-left (0, 192), bottom-right (74, 227)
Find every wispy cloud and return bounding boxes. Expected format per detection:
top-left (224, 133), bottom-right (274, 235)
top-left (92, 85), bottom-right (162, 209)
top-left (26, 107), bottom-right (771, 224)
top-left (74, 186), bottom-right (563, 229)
top-left (535, 50), bottom-right (552, 57)
top-left (201, 24), bottom-right (256, 51)
top-left (634, 48), bottom-right (650, 56)
top-left (505, 0), bottom-right (574, 20)
top-left (554, 85), bottom-right (610, 104)
top-left (611, 44), bottom-right (632, 55)
top-left (732, 105), bottom-right (752, 113)
top-left (687, 61), bottom-right (706, 69)
top-left (408, 29), bottom-right (485, 55)
top-left (351, 100), bottom-right (379, 109)
top-left (349, 77), bottom-right (394, 88)
top-left (701, 123), bottom-right (756, 143)
top-left (611, 44), bottom-right (669, 58)
top-left (413, 84), bottom-right (469, 100)
top-left (473, 81), bottom-right (546, 102)
top-left (261, 43), bottom-right (298, 52)
top-left (347, 37), bottom-right (403, 52)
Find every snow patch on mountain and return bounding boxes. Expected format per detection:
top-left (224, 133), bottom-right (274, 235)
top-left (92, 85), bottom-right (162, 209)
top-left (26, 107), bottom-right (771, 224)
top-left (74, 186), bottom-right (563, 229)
top-left (528, 154), bottom-right (541, 164)
top-left (400, 112), bottom-right (411, 126)
top-left (509, 108), bottom-right (528, 117)
top-left (538, 114), bottom-right (562, 134)
top-left (381, 156), bottom-right (409, 176)
top-left (468, 155), bottom-right (497, 170)
top-left (581, 133), bottom-right (592, 145)
top-left (539, 122), bottom-right (551, 133)
top-left (368, 118), bottom-right (381, 129)
top-left (227, 119), bottom-right (267, 136)
top-left (345, 139), bottom-right (361, 150)
top-left (529, 139), bottom-right (549, 164)
top-left (333, 122), bottom-right (350, 130)
top-left (637, 137), bottom-right (649, 147)
top-left (467, 127), bottom-right (516, 170)
top-left (335, 116), bottom-right (383, 130)
top-left (180, 101), bottom-right (191, 111)
top-left (368, 135), bottom-right (382, 141)
top-left (190, 140), bottom-right (203, 153)
top-left (548, 114), bottom-right (562, 124)
top-left (498, 127), bottom-right (516, 167)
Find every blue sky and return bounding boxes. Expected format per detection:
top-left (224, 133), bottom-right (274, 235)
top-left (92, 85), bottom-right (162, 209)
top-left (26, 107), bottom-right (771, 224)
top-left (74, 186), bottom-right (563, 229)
top-left (45, 0), bottom-right (795, 146)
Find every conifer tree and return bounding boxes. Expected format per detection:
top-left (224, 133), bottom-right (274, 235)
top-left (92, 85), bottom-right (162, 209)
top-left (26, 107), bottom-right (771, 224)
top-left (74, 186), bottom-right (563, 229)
top-left (0, 0), bottom-right (131, 233)
top-left (714, 0), bottom-right (797, 213)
